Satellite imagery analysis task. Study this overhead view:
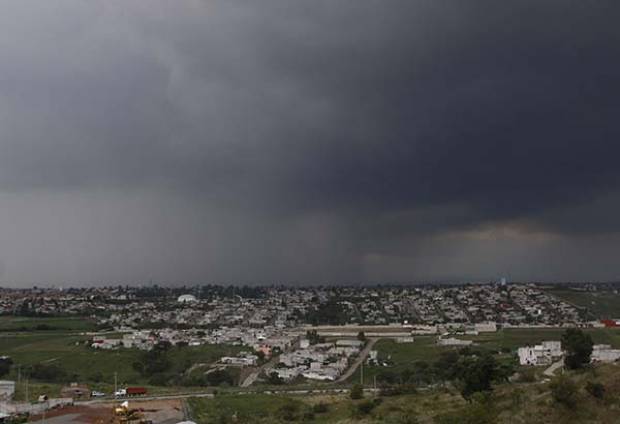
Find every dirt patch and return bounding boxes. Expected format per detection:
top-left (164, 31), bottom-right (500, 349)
top-left (29, 405), bottom-right (113, 423)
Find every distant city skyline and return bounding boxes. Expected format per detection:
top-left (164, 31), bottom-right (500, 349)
top-left (1, 1), bottom-right (620, 285)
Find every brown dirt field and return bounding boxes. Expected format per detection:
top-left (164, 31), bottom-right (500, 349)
top-left (29, 405), bottom-right (113, 423)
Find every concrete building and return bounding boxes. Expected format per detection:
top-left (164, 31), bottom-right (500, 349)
top-left (0, 381), bottom-right (15, 400)
top-left (437, 337), bottom-right (473, 347)
top-left (591, 344), bottom-right (620, 363)
top-left (518, 341), bottom-right (563, 366)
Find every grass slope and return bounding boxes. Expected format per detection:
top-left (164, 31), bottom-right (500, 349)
top-left (189, 363), bottom-right (620, 423)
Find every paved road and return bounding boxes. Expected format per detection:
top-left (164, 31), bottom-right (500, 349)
top-left (336, 338), bottom-right (379, 383)
top-left (543, 359), bottom-right (564, 377)
top-left (240, 350), bottom-right (283, 387)
top-left (76, 392), bottom-right (215, 405)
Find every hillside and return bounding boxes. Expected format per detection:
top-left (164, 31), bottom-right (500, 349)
top-left (188, 363), bottom-right (620, 423)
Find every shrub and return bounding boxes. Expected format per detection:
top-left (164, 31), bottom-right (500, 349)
top-left (585, 381), bottom-right (605, 399)
top-left (30, 363), bottom-right (67, 383)
top-left (354, 398), bottom-right (382, 417)
top-left (0, 358), bottom-right (12, 378)
top-left (550, 375), bottom-right (578, 408)
top-left (517, 368), bottom-right (537, 383)
top-left (148, 373), bottom-right (171, 386)
top-left (276, 402), bottom-right (300, 421)
top-left (267, 371), bottom-right (284, 385)
top-left (312, 402), bottom-right (329, 414)
top-left (350, 383), bottom-right (364, 399)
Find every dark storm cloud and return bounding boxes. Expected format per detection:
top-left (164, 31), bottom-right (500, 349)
top-left (0, 1), bottom-right (620, 285)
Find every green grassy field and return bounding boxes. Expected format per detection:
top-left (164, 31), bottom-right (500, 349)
top-left (350, 328), bottom-right (620, 385)
top-left (188, 391), bottom-right (452, 423)
top-left (189, 363), bottom-right (620, 423)
top-left (0, 316), bottom-right (97, 332)
top-left (545, 288), bottom-right (620, 319)
top-left (0, 329), bottom-right (245, 395)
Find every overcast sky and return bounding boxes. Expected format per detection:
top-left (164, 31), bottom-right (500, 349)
top-left (1, 1), bottom-right (620, 286)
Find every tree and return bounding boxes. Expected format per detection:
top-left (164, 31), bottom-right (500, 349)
top-left (562, 328), bottom-right (593, 369)
top-left (350, 383), bottom-right (364, 399)
top-left (550, 375), bottom-right (577, 408)
top-left (267, 371), bottom-right (284, 385)
top-left (205, 369), bottom-right (234, 386)
top-left (306, 330), bottom-right (324, 345)
top-left (357, 331), bottom-right (367, 342)
top-left (0, 357), bottom-right (12, 378)
top-left (458, 353), bottom-right (499, 400)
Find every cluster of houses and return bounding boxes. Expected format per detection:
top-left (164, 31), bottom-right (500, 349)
top-left (220, 352), bottom-right (259, 367)
top-left (0, 283), bottom-right (597, 329)
top-left (91, 326), bottom-right (297, 354)
top-left (517, 340), bottom-right (620, 366)
top-left (268, 338), bottom-right (364, 382)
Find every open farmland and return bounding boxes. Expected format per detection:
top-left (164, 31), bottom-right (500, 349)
top-left (544, 288), bottom-right (620, 319)
top-left (0, 316), bottom-right (97, 332)
top-left (0, 320), bottom-right (247, 399)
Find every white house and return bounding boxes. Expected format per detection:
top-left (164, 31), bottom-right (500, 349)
top-left (591, 344), bottom-right (620, 363)
top-left (518, 341), bottom-right (563, 366)
top-left (437, 337), bottom-right (473, 347)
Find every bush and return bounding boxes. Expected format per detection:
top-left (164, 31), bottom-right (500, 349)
top-left (350, 383), bottom-right (364, 399)
top-left (585, 381), bottom-right (605, 399)
top-left (312, 402), bottom-right (329, 414)
top-left (276, 402), bottom-right (300, 421)
top-left (353, 398), bottom-right (382, 417)
top-left (517, 368), bottom-right (537, 383)
top-left (380, 383), bottom-right (417, 397)
top-left (435, 393), bottom-right (497, 424)
top-left (148, 373), bottom-right (171, 386)
top-left (0, 358), bottom-right (12, 378)
top-left (30, 363), bottom-right (67, 383)
top-left (205, 369), bottom-right (235, 386)
top-left (267, 371), bottom-right (284, 385)
top-left (550, 375), bottom-right (578, 408)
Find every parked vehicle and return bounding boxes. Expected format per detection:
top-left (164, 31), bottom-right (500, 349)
top-left (114, 387), bottom-right (147, 397)
top-left (91, 391), bottom-right (106, 397)
top-left (126, 387), bottom-right (147, 396)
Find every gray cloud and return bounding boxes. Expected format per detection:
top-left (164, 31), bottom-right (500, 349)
top-left (1, 1), bottom-right (620, 285)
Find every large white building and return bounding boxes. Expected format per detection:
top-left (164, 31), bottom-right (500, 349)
top-left (518, 341), bottom-right (562, 366)
top-left (177, 294), bottom-right (198, 303)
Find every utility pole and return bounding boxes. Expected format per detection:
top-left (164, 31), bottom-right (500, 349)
top-left (114, 372), bottom-right (118, 395)
top-left (25, 378), bottom-right (29, 403)
top-left (360, 360), bottom-right (364, 385)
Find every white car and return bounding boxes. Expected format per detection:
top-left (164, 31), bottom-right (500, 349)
top-left (114, 389), bottom-right (127, 397)
top-left (91, 391), bottom-right (106, 397)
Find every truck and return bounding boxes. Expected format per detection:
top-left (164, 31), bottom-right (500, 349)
top-left (114, 387), bottom-right (147, 397)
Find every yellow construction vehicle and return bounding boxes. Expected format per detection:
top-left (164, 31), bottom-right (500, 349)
top-left (112, 400), bottom-right (149, 424)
